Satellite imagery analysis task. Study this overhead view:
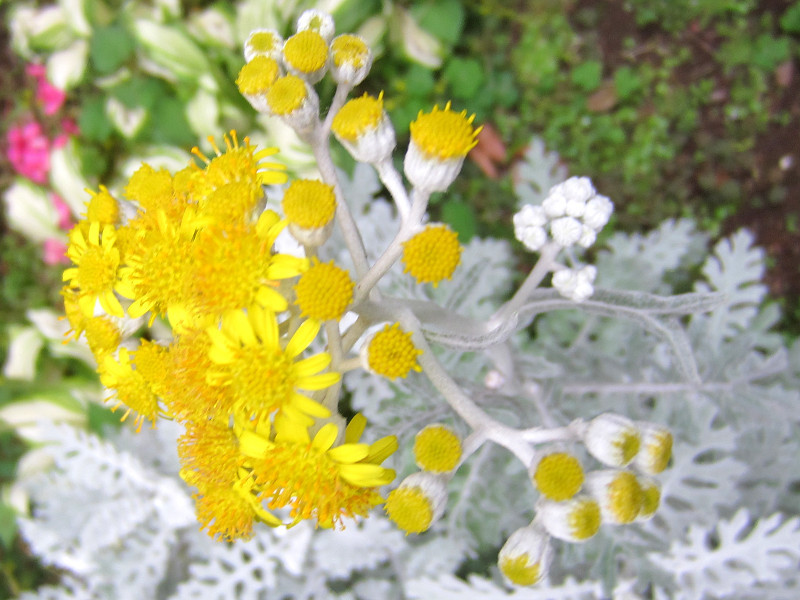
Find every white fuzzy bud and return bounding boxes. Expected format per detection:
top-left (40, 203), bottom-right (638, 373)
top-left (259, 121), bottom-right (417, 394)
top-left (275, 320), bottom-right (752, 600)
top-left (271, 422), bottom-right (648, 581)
top-left (557, 176), bottom-right (595, 203)
top-left (584, 195), bottom-right (613, 230)
top-left (296, 9), bottom-right (335, 42)
top-left (550, 216), bottom-right (583, 247)
top-left (583, 413), bottom-right (641, 468)
top-left (542, 192), bottom-right (567, 218)
top-left (498, 525), bottom-right (553, 586)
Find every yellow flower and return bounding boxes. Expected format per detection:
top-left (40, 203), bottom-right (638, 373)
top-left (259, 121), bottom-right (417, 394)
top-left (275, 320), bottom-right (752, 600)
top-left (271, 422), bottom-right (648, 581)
top-left (498, 525), bottom-right (553, 586)
top-left (63, 221), bottom-right (125, 318)
top-left (385, 472), bottom-right (448, 534)
top-left (363, 323), bottom-right (422, 380)
top-left (124, 164), bottom-right (177, 217)
top-left (330, 34), bottom-right (372, 85)
top-left (239, 412), bottom-right (397, 528)
top-left (84, 185), bottom-right (119, 225)
top-left (413, 424), bottom-right (462, 473)
top-left (402, 224), bottom-right (462, 286)
top-left (404, 103), bottom-right (480, 192)
top-left (281, 179), bottom-right (336, 229)
top-left (531, 452), bottom-right (584, 501)
top-left (294, 259), bottom-right (354, 322)
top-left (99, 348), bottom-right (160, 432)
top-left (206, 305), bottom-right (340, 424)
top-left (244, 29), bottom-right (283, 62)
top-left (331, 93), bottom-right (396, 164)
top-left (283, 30), bottom-right (328, 82)
top-left (236, 56), bottom-right (281, 114)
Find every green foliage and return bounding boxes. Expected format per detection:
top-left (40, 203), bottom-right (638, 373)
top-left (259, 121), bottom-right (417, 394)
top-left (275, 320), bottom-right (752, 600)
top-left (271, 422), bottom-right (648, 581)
top-left (90, 24), bottom-right (135, 74)
top-left (410, 0), bottom-right (465, 45)
top-left (781, 2), bottom-right (800, 33)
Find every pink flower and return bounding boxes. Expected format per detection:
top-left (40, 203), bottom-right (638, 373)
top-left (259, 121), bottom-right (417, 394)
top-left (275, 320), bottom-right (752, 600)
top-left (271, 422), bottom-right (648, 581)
top-left (43, 238), bottom-right (69, 265)
top-left (54, 119), bottom-right (80, 149)
top-left (6, 121), bottom-right (51, 184)
top-left (27, 63), bottom-right (66, 116)
top-left (51, 194), bottom-right (73, 230)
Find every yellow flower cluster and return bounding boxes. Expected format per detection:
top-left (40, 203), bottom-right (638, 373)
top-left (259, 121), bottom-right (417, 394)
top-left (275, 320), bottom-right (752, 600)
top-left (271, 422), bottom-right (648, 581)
top-left (61, 132), bottom-right (397, 539)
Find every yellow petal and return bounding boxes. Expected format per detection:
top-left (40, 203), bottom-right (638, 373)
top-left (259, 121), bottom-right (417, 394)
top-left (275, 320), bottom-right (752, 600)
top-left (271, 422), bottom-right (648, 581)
top-left (290, 393), bottom-right (331, 418)
top-left (296, 371), bottom-right (341, 391)
top-left (312, 423), bottom-right (339, 451)
top-left (327, 443), bottom-right (369, 464)
top-left (339, 463), bottom-right (391, 486)
top-left (238, 429), bottom-right (272, 458)
top-left (294, 353), bottom-right (331, 377)
top-left (226, 309), bottom-right (256, 346)
top-left (255, 286), bottom-right (288, 312)
top-left (285, 319), bottom-right (320, 358)
top-left (367, 435), bottom-right (398, 464)
top-left (345, 413), bottom-right (367, 444)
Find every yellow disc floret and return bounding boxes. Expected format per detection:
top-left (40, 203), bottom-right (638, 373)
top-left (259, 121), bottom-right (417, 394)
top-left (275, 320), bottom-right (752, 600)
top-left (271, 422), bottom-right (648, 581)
top-left (331, 34), bottom-right (369, 68)
top-left (568, 498), bottom-right (602, 540)
top-left (643, 429), bottom-right (672, 474)
top-left (533, 452), bottom-right (584, 501)
top-left (606, 471), bottom-right (644, 524)
top-left (414, 424), bottom-right (462, 473)
top-left (236, 56), bottom-right (280, 95)
top-left (384, 486), bottom-right (433, 534)
top-left (281, 179), bottom-right (336, 229)
top-left (409, 102), bottom-right (480, 160)
top-left (499, 555), bottom-right (541, 586)
top-left (267, 75), bottom-right (308, 115)
top-left (639, 480), bottom-right (661, 519)
top-left (402, 224), bottom-right (462, 286)
top-left (294, 260), bottom-right (354, 321)
top-left (365, 324), bottom-right (422, 379)
top-left (247, 30), bottom-right (281, 56)
top-left (332, 93), bottom-right (384, 142)
top-left (100, 348), bottom-right (160, 432)
top-left (283, 30), bottom-right (328, 74)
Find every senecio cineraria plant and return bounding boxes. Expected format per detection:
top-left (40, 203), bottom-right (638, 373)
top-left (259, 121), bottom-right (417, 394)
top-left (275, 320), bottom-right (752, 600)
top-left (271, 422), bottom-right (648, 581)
top-left (60, 10), bottom-right (674, 587)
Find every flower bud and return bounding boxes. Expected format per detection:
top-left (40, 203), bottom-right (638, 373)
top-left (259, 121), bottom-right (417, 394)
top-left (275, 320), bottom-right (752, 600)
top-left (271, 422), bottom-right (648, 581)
top-left (634, 421), bottom-right (673, 474)
top-left (513, 205), bottom-right (548, 252)
top-left (530, 451), bottom-right (584, 501)
top-left (329, 34), bottom-right (372, 86)
top-left (636, 475), bottom-right (661, 521)
top-left (584, 469), bottom-right (644, 525)
top-left (243, 29), bottom-right (284, 62)
top-left (537, 495), bottom-right (601, 542)
top-left (498, 525), bottom-right (553, 586)
top-left (385, 472), bottom-right (448, 534)
top-left (296, 9), bottom-right (335, 43)
top-left (332, 93), bottom-right (396, 164)
top-left (583, 413), bottom-right (641, 468)
top-left (414, 424), bottom-right (462, 473)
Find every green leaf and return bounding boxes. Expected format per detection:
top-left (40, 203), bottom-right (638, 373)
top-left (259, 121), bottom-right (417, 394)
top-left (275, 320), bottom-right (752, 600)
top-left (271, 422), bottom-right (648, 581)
top-left (752, 34), bottom-right (790, 70)
top-left (0, 502), bottom-right (17, 549)
top-left (405, 63), bottom-right (435, 97)
top-left (147, 96), bottom-right (195, 146)
top-left (443, 57), bottom-right (485, 100)
top-left (410, 0), bottom-right (464, 46)
top-left (87, 403), bottom-right (123, 436)
top-left (78, 145), bottom-right (109, 179)
top-left (90, 24), bottom-right (135, 75)
top-left (78, 96), bottom-right (114, 143)
top-left (780, 3), bottom-right (800, 33)
top-left (571, 60), bottom-right (603, 92)
top-left (332, 0), bottom-right (383, 34)
top-left (110, 76), bottom-right (164, 110)
top-left (442, 201), bottom-right (476, 242)
top-left (614, 66), bottom-right (642, 100)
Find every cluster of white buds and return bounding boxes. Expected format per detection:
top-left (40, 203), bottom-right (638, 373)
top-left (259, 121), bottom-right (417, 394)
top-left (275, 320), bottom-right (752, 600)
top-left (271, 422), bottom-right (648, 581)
top-left (513, 176), bottom-right (613, 252)
top-left (552, 265), bottom-right (597, 302)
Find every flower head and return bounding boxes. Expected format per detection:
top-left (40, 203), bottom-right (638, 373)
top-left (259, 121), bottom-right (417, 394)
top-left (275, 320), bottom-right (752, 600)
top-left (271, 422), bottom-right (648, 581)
top-left (531, 451), bottom-right (584, 501)
top-left (584, 469), bottom-right (644, 525)
top-left (283, 30), bottom-right (328, 83)
top-left (329, 34), bottom-right (372, 85)
top-left (385, 472), bottom-right (448, 534)
top-left (634, 422), bottom-right (673, 475)
top-left (239, 413), bottom-right (397, 528)
top-left (62, 222), bottom-right (125, 318)
top-left (332, 93), bottom-right (396, 163)
top-left (362, 323), bottom-right (422, 379)
top-left (583, 413), bottom-right (641, 468)
top-left (84, 185), bottom-right (119, 225)
top-left (404, 103), bottom-right (480, 192)
top-left (402, 224), bottom-right (462, 286)
top-left (282, 178), bottom-right (336, 245)
top-left (7, 121), bottom-right (50, 184)
top-left (413, 424), bottom-right (462, 473)
top-left (498, 525), bottom-right (553, 586)
top-left (294, 259), bottom-right (354, 322)
top-left (236, 56), bottom-right (281, 113)
top-left (99, 348), bottom-right (160, 432)
top-left (206, 305), bottom-right (339, 424)
top-left (266, 74), bottom-right (319, 132)
top-left (296, 9), bottom-right (335, 42)
top-left (537, 495), bottom-right (602, 542)
top-left (244, 29), bottom-right (283, 62)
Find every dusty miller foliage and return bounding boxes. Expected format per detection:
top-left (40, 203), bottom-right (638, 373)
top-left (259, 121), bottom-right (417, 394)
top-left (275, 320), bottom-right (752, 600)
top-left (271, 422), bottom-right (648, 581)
top-left (17, 140), bottom-right (800, 599)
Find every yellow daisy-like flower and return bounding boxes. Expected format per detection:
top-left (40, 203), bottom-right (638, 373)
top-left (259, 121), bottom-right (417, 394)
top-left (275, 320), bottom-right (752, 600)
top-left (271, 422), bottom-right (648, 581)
top-left (192, 477), bottom-right (268, 542)
top-left (239, 412), bottom-right (397, 528)
top-left (413, 424), bottom-right (462, 473)
top-left (409, 102), bottom-right (480, 160)
top-left (294, 259), bottom-right (354, 322)
top-left (179, 418), bottom-right (242, 489)
top-left (186, 211), bottom-right (306, 319)
top-left (206, 304), bottom-right (339, 424)
top-left (402, 224), bottom-right (462, 286)
top-left (281, 179), bottom-right (336, 229)
top-left (364, 323), bottom-right (423, 379)
top-left (124, 164), bottom-right (177, 216)
top-left (190, 131), bottom-right (288, 199)
top-left (532, 452), bottom-right (584, 501)
top-left (331, 34), bottom-right (369, 69)
top-left (99, 348), bottom-right (160, 432)
top-left (283, 30), bottom-right (328, 80)
top-left (83, 315), bottom-right (123, 361)
top-left (63, 221), bottom-right (125, 318)
top-left (84, 185), bottom-right (119, 225)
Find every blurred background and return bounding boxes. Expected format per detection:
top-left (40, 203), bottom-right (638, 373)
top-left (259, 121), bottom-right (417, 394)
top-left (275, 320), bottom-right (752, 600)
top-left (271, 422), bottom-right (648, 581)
top-left (0, 0), bottom-right (798, 595)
